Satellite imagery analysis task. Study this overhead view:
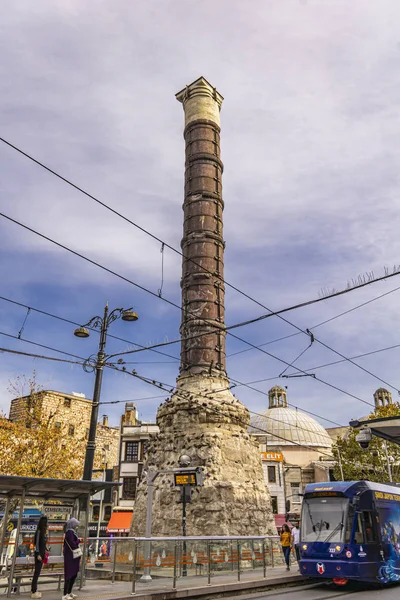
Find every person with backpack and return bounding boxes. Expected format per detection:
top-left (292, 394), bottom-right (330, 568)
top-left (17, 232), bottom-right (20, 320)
top-left (31, 515), bottom-right (48, 599)
top-left (62, 518), bottom-right (81, 600)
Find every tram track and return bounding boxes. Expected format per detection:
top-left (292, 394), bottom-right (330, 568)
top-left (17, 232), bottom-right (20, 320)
top-left (223, 581), bottom-right (367, 600)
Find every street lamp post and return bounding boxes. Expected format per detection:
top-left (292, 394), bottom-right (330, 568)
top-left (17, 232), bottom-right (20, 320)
top-left (74, 302), bottom-right (138, 482)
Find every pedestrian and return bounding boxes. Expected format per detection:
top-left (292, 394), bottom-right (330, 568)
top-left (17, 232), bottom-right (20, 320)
top-left (31, 515), bottom-right (48, 599)
top-left (62, 518), bottom-right (82, 600)
top-left (291, 521), bottom-right (301, 567)
top-left (280, 523), bottom-right (292, 571)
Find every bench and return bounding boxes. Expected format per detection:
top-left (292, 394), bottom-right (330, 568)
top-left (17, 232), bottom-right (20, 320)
top-left (3, 556), bottom-right (65, 594)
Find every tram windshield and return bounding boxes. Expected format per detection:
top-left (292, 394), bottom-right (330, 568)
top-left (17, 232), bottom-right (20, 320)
top-left (302, 496), bottom-right (349, 543)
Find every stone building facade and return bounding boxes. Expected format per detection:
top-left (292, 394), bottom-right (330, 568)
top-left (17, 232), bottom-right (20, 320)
top-left (9, 390), bottom-right (119, 471)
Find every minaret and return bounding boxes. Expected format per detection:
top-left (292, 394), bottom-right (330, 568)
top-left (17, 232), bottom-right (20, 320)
top-left (131, 77), bottom-right (276, 537)
top-left (373, 388), bottom-right (393, 409)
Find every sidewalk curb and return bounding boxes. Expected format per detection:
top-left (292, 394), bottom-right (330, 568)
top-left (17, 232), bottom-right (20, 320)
top-left (102, 574), bottom-right (307, 600)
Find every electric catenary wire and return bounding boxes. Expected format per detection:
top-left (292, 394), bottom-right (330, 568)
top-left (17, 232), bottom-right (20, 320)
top-left (2, 137), bottom-right (400, 387)
top-left (0, 213), bottom-right (395, 408)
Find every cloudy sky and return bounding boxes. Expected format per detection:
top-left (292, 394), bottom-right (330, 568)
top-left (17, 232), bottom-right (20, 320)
top-left (1, 0), bottom-right (400, 436)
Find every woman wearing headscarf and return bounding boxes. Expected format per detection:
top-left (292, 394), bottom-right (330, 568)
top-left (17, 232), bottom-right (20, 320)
top-left (31, 515), bottom-right (48, 599)
top-left (62, 518), bottom-right (81, 600)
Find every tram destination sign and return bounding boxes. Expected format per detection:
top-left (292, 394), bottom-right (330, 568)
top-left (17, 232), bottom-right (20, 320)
top-left (306, 491), bottom-right (344, 498)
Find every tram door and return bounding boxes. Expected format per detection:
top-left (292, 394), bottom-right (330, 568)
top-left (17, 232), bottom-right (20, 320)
top-left (353, 510), bottom-right (381, 578)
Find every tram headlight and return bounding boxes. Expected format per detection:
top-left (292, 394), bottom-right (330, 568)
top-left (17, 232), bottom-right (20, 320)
top-left (302, 544), bottom-right (308, 551)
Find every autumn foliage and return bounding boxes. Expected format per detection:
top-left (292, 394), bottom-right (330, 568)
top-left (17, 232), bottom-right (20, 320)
top-left (332, 402), bottom-right (400, 482)
top-left (0, 373), bottom-right (86, 479)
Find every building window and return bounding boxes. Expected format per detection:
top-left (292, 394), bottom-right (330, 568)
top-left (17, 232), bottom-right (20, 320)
top-left (68, 425), bottom-right (75, 436)
top-left (267, 466), bottom-right (276, 483)
top-left (103, 505), bottom-right (112, 521)
top-left (123, 477), bottom-right (137, 500)
top-left (92, 505), bottom-right (100, 521)
top-left (125, 441), bottom-right (139, 462)
top-left (64, 397), bottom-right (71, 408)
top-left (291, 482), bottom-right (301, 503)
top-left (271, 496), bottom-right (278, 514)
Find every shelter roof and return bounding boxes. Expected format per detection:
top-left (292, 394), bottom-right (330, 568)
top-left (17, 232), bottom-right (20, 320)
top-left (0, 475), bottom-right (118, 500)
top-left (350, 415), bottom-right (400, 446)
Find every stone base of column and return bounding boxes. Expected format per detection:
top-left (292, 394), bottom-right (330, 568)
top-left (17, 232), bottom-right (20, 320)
top-left (130, 375), bottom-right (276, 537)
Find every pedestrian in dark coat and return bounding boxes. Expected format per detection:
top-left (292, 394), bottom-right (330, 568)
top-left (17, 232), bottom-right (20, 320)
top-left (62, 518), bottom-right (81, 600)
top-left (31, 515), bottom-right (48, 599)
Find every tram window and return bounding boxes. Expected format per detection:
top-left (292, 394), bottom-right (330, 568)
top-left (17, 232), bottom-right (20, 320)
top-left (345, 505), bottom-right (354, 543)
top-left (363, 511), bottom-right (376, 543)
top-left (354, 513), bottom-right (364, 544)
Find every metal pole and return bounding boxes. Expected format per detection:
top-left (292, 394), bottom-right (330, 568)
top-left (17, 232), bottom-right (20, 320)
top-left (132, 540), bottom-right (138, 595)
top-left (237, 540), bottom-right (240, 582)
top-left (337, 447), bottom-right (344, 480)
top-left (8, 489), bottom-right (25, 597)
top-left (262, 540), bottom-right (267, 578)
top-left (172, 542), bottom-right (178, 590)
top-left (140, 471), bottom-right (157, 582)
top-left (270, 538), bottom-right (274, 568)
top-left (95, 468), bottom-right (105, 556)
top-left (0, 497), bottom-right (10, 567)
top-left (83, 303), bottom-right (108, 482)
top-left (79, 494), bottom-right (90, 590)
top-left (383, 441), bottom-right (393, 482)
top-left (111, 540), bottom-right (118, 584)
top-left (182, 486), bottom-right (187, 577)
top-left (207, 540), bottom-right (211, 585)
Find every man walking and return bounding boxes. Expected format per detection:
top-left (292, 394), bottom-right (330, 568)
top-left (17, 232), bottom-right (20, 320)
top-left (291, 522), bottom-right (301, 568)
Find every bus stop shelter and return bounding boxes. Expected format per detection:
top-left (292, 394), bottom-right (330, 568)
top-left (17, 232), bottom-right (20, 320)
top-left (350, 415), bottom-right (400, 445)
top-left (0, 475), bottom-right (117, 596)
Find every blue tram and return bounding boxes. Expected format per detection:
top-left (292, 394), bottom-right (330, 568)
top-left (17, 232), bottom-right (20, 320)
top-left (300, 480), bottom-right (400, 585)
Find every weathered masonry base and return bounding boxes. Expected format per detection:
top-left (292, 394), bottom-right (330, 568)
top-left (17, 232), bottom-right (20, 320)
top-left (132, 376), bottom-right (276, 536)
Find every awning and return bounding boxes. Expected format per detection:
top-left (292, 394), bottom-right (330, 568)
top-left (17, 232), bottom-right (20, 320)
top-left (274, 514), bottom-right (287, 528)
top-left (106, 511), bottom-right (133, 533)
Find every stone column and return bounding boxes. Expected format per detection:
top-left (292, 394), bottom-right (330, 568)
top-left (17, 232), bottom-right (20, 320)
top-left (131, 77), bottom-right (276, 537)
top-left (176, 78), bottom-right (226, 378)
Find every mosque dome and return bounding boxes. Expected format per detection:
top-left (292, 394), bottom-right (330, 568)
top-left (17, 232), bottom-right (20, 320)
top-left (248, 386), bottom-right (332, 448)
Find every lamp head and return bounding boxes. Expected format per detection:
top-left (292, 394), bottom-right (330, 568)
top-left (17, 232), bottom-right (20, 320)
top-left (74, 327), bottom-right (90, 338)
top-left (121, 309), bottom-right (139, 322)
top-left (178, 454), bottom-right (191, 467)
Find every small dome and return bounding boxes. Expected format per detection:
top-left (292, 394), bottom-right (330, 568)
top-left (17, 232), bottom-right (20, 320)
top-left (249, 387), bottom-right (332, 448)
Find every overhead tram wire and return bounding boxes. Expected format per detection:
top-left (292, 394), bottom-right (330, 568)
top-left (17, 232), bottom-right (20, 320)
top-left (0, 346), bottom-right (86, 366)
top-left (1, 326), bottom-right (349, 431)
top-left (0, 212), bottom-right (387, 412)
top-left (5, 339), bottom-right (340, 457)
top-left (107, 366), bottom-right (340, 459)
top-left (227, 281), bottom-right (400, 362)
top-left (3, 213), bottom-right (397, 399)
top-left (3, 135), bottom-right (400, 320)
top-left (2, 136), bottom-right (400, 389)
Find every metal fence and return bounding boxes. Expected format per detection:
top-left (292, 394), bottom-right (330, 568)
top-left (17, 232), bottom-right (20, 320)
top-left (85, 535), bottom-right (283, 593)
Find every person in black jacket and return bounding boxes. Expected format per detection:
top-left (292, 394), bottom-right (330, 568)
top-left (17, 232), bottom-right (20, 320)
top-left (31, 515), bottom-right (48, 599)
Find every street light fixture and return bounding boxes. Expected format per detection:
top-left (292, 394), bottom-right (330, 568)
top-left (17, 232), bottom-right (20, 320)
top-left (74, 302), bottom-right (138, 481)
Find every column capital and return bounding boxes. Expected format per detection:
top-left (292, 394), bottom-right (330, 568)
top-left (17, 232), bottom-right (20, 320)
top-left (176, 76), bottom-right (224, 127)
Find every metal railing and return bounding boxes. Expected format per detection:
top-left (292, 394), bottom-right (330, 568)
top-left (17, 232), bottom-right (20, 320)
top-left (1, 535), bottom-right (284, 596)
top-left (84, 535), bottom-right (282, 593)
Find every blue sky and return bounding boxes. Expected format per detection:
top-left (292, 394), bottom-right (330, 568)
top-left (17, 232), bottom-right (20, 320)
top-left (1, 0), bottom-right (400, 431)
